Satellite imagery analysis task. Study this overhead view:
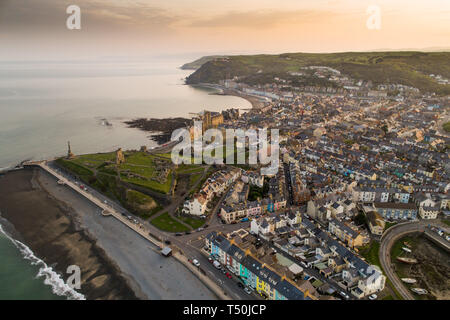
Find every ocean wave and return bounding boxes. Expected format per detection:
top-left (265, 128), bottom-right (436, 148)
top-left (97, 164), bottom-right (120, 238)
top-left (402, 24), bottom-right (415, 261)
top-left (0, 224), bottom-right (86, 300)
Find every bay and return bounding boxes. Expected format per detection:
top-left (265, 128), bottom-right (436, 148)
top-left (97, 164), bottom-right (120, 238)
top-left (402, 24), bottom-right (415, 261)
top-left (0, 56), bottom-right (251, 299)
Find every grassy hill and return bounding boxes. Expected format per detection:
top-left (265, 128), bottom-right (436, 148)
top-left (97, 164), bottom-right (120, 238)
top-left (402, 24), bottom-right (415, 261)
top-left (444, 122), bottom-right (450, 133)
top-left (180, 55), bottom-right (227, 70)
top-left (185, 51), bottom-right (450, 95)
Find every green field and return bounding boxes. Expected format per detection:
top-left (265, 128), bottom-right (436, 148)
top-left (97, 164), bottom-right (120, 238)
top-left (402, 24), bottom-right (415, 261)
top-left (56, 154), bottom-right (167, 220)
top-left (189, 173), bottom-right (203, 187)
top-left (358, 241), bottom-right (381, 268)
top-left (60, 151), bottom-right (174, 195)
top-left (71, 152), bottom-right (116, 168)
top-left (186, 51), bottom-right (450, 95)
top-left (121, 172), bottom-right (172, 194)
top-left (126, 190), bottom-right (161, 220)
top-left (55, 158), bottom-right (94, 183)
top-left (443, 122), bottom-right (450, 133)
top-left (150, 212), bottom-right (190, 233)
top-left (176, 164), bottom-right (205, 174)
top-left (178, 215), bottom-right (206, 229)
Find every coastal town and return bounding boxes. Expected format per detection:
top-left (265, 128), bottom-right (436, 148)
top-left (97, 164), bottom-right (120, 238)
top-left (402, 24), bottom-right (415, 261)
top-left (2, 0), bottom-right (450, 312)
top-left (178, 71), bottom-right (450, 300)
top-left (7, 55), bottom-right (448, 302)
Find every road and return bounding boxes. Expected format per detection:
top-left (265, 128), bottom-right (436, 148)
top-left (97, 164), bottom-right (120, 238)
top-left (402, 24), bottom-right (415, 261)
top-left (39, 162), bottom-right (164, 245)
top-left (179, 237), bottom-right (260, 301)
top-left (283, 162), bottom-right (294, 206)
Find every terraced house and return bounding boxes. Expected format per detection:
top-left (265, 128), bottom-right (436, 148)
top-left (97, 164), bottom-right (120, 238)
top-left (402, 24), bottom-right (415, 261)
top-left (328, 218), bottom-right (368, 248)
top-left (205, 231), bottom-right (314, 300)
top-left (372, 202), bottom-right (418, 220)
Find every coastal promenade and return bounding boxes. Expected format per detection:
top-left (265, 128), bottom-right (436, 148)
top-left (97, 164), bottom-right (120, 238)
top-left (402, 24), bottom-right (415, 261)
top-left (24, 161), bottom-right (230, 300)
top-left (35, 161), bottom-right (164, 248)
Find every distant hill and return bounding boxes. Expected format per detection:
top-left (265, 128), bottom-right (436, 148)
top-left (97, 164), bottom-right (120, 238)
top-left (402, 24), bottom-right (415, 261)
top-left (180, 55), bottom-right (228, 70)
top-left (185, 51), bottom-right (450, 95)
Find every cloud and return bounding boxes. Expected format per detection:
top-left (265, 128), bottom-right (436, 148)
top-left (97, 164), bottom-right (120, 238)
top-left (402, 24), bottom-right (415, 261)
top-left (187, 9), bottom-right (336, 29)
top-left (0, 0), bottom-right (180, 35)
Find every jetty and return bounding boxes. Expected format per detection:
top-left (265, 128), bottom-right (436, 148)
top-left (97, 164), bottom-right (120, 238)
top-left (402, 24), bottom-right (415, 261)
top-left (424, 229), bottom-right (450, 253)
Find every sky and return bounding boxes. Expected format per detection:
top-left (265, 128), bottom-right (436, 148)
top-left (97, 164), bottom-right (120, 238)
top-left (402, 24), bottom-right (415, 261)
top-left (0, 0), bottom-right (449, 60)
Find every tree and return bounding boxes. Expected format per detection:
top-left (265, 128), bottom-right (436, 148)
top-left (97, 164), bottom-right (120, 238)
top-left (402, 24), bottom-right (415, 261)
top-left (354, 212), bottom-right (368, 227)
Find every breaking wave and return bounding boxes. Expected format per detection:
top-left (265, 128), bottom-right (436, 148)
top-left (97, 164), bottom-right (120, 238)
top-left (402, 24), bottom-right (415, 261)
top-left (0, 223), bottom-right (86, 300)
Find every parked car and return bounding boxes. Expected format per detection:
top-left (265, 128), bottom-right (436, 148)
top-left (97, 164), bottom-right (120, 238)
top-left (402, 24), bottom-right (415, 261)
top-left (213, 261), bottom-right (221, 269)
top-left (185, 231), bottom-right (191, 235)
top-left (368, 294), bottom-right (378, 300)
top-left (192, 259), bottom-right (200, 267)
top-left (175, 233), bottom-right (183, 236)
top-left (339, 291), bottom-right (350, 300)
top-left (244, 287), bottom-right (252, 295)
top-left (164, 240), bottom-right (171, 245)
top-left (208, 257), bottom-right (213, 263)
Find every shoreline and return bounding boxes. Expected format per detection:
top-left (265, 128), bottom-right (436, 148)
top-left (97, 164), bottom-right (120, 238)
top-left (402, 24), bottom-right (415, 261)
top-left (214, 88), bottom-right (266, 110)
top-left (188, 83), bottom-right (266, 110)
top-left (0, 167), bottom-right (218, 300)
top-left (0, 168), bottom-right (140, 300)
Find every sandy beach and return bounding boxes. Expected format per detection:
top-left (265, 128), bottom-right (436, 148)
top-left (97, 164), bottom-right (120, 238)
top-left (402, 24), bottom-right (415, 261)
top-left (0, 168), bottom-right (217, 300)
top-left (218, 88), bottom-right (266, 109)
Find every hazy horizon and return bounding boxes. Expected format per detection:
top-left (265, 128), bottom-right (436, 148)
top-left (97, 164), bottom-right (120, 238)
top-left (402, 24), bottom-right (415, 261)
top-left (1, 0), bottom-right (449, 61)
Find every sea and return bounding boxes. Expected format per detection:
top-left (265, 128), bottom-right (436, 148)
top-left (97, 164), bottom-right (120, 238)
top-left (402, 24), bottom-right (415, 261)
top-left (0, 56), bottom-right (251, 299)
